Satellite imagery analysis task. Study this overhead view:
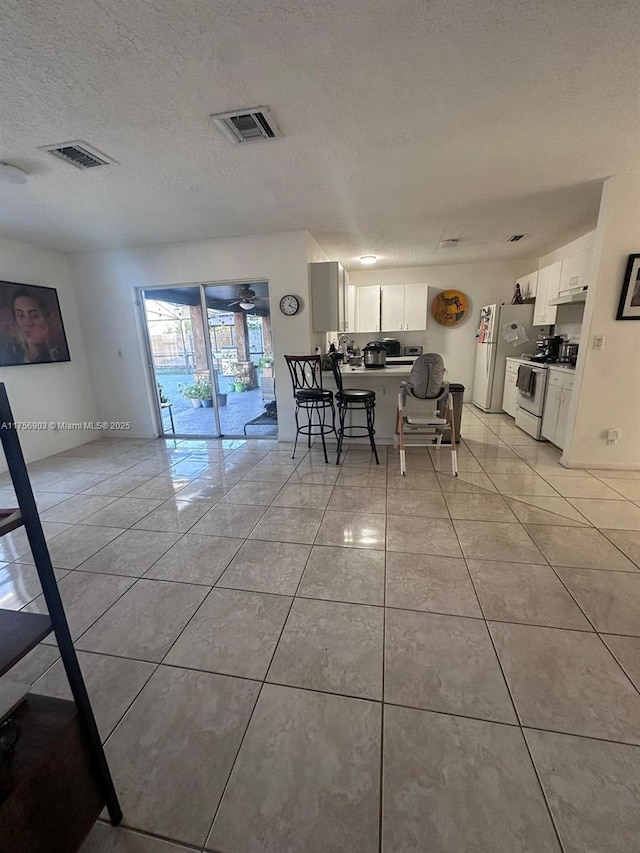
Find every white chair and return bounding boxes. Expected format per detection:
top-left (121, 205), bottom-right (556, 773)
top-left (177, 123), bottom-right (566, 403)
top-left (394, 380), bottom-right (458, 477)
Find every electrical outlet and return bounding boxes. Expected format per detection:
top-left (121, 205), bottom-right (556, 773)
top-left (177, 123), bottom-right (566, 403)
top-left (593, 335), bottom-right (605, 350)
top-left (607, 428), bottom-right (620, 445)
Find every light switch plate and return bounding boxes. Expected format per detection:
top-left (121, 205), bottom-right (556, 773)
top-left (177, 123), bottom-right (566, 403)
top-left (593, 335), bottom-right (605, 350)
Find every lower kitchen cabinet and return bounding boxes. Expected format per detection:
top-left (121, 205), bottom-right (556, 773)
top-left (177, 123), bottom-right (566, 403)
top-left (542, 369), bottom-right (574, 449)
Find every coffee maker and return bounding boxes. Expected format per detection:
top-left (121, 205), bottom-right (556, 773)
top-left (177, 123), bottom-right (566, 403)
top-left (532, 335), bottom-right (563, 363)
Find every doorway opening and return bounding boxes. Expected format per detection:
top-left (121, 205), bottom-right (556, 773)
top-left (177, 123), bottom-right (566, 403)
top-left (140, 281), bottom-right (277, 438)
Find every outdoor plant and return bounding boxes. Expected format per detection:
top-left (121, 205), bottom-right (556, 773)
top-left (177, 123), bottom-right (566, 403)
top-left (195, 382), bottom-right (213, 401)
top-left (177, 383), bottom-right (201, 400)
top-left (157, 383), bottom-right (169, 404)
top-left (257, 354), bottom-right (273, 369)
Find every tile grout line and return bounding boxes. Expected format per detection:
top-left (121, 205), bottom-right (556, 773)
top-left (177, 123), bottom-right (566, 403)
top-left (200, 490), bottom-right (320, 850)
top-left (463, 560), bottom-right (568, 853)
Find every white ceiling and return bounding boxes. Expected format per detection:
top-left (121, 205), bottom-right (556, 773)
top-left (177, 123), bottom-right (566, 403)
top-left (1, 0), bottom-right (638, 268)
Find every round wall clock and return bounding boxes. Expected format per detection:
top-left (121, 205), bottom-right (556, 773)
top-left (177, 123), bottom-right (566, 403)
top-left (431, 290), bottom-right (468, 326)
top-left (279, 294), bottom-right (300, 316)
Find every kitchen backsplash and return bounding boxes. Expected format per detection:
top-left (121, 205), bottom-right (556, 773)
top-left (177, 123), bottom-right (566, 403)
top-left (553, 302), bottom-right (584, 341)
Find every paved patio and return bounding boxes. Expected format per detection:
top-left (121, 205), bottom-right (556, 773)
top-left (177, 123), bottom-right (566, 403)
top-left (159, 374), bottom-right (277, 437)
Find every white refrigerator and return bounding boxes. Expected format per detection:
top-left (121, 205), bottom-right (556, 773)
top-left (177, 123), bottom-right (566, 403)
top-left (472, 303), bottom-right (535, 412)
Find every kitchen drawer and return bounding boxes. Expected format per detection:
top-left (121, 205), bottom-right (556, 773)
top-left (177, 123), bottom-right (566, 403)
top-left (515, 406), bottom-right (542, 439)
top-left (547, 371), bottom-right (564, 388)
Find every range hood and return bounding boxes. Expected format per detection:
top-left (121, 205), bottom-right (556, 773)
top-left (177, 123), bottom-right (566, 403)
top-left (548, 285), bottom-right (588, 306)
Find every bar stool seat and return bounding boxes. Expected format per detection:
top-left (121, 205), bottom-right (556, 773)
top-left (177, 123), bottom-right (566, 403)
top-left (330, 355), bottom-right (379, 466)
top-left (296, 388), bottom-right (334, 402)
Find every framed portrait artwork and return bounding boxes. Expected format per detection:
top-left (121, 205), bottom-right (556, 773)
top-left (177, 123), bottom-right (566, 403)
top-left (616, 254), bottom-right (640, 320)
top-left (0, 281), bottom-right (71, 366)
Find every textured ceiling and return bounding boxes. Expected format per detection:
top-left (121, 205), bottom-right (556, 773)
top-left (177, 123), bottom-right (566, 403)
top-left (0, 0), bottom-right (638, 267)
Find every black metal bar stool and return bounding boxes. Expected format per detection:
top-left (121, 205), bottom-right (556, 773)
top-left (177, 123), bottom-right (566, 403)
top-left (284, 354), bottom-right (336, 463)
top-left (330, 354), bottom-right (379, 466)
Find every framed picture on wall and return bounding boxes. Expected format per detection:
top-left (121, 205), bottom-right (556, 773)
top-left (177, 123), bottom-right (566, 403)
top-left (616, 254), bottom-right (640, 320)
top-left (0, 281), bottom-right (71, 366)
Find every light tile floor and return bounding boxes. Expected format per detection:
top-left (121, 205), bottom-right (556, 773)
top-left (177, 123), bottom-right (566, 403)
top-left (2, 405), bottom-right (640, 852)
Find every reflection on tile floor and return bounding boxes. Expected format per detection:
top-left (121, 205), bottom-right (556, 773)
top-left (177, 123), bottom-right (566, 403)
top-left (3, 405), bottom-right (639, 851)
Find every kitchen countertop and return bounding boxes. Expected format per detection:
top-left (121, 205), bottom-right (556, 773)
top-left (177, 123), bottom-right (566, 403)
top-left (342, 365), bottom-right (414, 376)
top-left (506, 357), bottom-right (575, 372)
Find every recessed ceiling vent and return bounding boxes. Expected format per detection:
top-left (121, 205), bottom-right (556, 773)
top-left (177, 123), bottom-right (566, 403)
top-left (439, 239), bottom-right (459, 249)
top-left (211, 107), bottom-right (281, 144)
top-left (39, 141), bottom-right (116, 170)
top-left (505, 234), bottom-right (528, 242)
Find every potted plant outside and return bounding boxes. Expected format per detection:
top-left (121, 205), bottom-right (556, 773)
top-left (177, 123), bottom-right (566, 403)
top-left (178, 383), bottom-right (202, 407)
top-left (257, 354), bottom-right (274, 377)
top-left (197, 382), bottom-right (214, 408)
top-left (233, 365), bottom-right (246, 392)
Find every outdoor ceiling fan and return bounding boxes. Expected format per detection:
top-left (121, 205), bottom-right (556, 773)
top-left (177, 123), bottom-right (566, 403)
top-left (228, 286), bottom-right (268, 311)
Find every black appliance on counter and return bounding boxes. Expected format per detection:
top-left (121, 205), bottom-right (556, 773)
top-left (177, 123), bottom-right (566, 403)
top-left (381, 338), bottom-right (401, 356)
top-left (558, 342), bottom-right (579, 366)
top-left (531, 335), bottom-right (564, 363)
top-left (363, 341), bottom-right (387, 368)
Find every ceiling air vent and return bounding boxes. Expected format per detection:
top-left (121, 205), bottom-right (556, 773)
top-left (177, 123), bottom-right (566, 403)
top-left (439, 239), bottom-right (459, 249)
top-left (211, 107), bottom-right (281, 144)
top-left (39, 141), bottom-right (116, 170)
top-left (505, 234), bottom-right (528, 242)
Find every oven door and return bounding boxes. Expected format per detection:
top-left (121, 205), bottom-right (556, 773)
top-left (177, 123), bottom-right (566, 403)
top-left (516, 366), bottom-right (547, 417)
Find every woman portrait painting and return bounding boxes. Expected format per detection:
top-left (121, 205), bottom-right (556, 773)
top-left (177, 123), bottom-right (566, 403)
top-left (0, 281), bottom-right (71, 366)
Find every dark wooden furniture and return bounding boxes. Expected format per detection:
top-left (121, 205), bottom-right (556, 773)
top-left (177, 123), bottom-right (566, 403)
top-left (0, 382), bottom-right (122, 850)
top-left (0, 695), bottom-right (104, 853)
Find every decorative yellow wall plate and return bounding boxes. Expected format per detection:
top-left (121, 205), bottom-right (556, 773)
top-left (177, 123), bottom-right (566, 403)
top-left (431, 290), bottom-right (468, 326)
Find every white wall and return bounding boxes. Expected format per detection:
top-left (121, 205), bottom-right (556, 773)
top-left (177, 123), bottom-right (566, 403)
top-left (0, 238), bottom-right (97, 470)
top-left (68, 231), bottom-right (315, 442)
top-left (563, 174), bottom-right (640, 468)
top-left (347, 260), bottom-right (537, 398)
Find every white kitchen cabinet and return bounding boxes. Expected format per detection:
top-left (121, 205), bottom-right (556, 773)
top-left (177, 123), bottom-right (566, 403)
top-left (533, 261), bottom-right (561, 326)
top-left (559, 249), bottom-right (592, 294)
top-left (380, 284), bottom-right (428, 331)
top-left (516, 271), bottom-right (538, 300)
top-left (346, 284), bottom-right (356, 333)
top-left (542, 369), bottom-right (574, 449)
top-left (380, 285), bottom-right (404, 331)
top-left (310, 261), bottom-right (350, 332)
top-left (355, 285), bottom-right (381, 333)
top-left (502, 359), bottom-right (520, 418)
top-left (403, 284), bottom-right (429, 330)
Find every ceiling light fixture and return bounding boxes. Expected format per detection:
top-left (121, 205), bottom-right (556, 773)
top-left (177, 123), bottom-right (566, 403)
top-left (359, 255), bottom-right (378, 265)
top-left (0, 163), bottom-right (28, 185)
top-left (239, 301), bottom-right (255, 310)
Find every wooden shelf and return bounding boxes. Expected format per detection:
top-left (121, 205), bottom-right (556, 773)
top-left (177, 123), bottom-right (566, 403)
top-left (0, 694), bottom-right (104, 851)
top-left (0, 508), bottom-right (23, 538)
top-left (0, 609), bottom-right (52, 678)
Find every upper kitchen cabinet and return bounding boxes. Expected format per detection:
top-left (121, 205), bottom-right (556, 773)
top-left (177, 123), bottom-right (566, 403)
top-left (310, 261), bottom-right (350, 332)
top-left (380, 284), bottom-right (428, 331)
top-left (515, 271), bottom-right (538, 300)
top-left (533, 261), bottom-right (561, 326)
top-left (356, 285), bottom-right (381, 333)
top-left (559, 248), bottom-right (592, 294)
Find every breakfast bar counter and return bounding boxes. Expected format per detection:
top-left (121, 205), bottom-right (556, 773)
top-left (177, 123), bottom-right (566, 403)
top-left (323, 364), bottom-right (414, 443)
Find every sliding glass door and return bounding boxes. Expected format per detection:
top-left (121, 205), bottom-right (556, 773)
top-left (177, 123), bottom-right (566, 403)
top-left (140, 281), bottom-right (277, 438)
top-left (141, 286), bottom-right (221, 437)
